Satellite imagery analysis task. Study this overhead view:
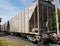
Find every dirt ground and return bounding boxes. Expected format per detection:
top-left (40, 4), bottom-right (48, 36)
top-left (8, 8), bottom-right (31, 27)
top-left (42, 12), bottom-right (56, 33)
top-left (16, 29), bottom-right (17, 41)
top-left (0, 32), bottom-right (60, 46)
top-left (0, 32), bottom-right (26, 46)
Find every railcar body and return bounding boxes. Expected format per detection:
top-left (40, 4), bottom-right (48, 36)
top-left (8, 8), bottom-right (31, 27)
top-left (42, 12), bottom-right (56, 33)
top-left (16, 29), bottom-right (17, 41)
top-left (1, 0), bottom-right (55, 42)
top-left (1, 24), bottom-right (4, 31)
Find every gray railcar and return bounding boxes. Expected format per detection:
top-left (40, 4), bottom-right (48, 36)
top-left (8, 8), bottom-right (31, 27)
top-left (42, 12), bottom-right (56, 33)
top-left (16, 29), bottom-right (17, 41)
top-left (2, 0), bottom-right (55, 42)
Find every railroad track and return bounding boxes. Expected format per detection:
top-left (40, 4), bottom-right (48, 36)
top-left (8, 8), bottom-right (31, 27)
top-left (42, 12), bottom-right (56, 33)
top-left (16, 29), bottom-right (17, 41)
top-left (0, 32), bottom-right (60, 46)
top-left (0, 32), bottom-right (38, 46)
top-left (5, 35), bottom-right (60, 46)
top-left (5, 35), bottom-right (38, 46)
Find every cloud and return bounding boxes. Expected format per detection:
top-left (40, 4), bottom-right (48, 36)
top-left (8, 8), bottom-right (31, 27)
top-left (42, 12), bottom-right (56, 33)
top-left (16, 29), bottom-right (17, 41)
top-left (0, 0), bottom-right (20, 24)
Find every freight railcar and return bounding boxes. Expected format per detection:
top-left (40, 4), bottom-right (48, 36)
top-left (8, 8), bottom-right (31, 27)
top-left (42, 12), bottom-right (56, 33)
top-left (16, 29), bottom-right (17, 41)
top-left (2, 0), bottom-right (55, 42)
top-left (1, 24), bottom-right (4, 31)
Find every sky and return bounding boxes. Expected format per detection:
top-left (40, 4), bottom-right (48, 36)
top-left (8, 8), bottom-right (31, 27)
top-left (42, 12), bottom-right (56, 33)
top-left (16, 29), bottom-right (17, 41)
top-left (0, 0), bottom-right (60, 24)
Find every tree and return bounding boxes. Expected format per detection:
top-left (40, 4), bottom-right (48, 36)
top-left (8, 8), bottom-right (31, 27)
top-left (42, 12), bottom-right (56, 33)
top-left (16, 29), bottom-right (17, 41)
top-left (58, 9), bottom-right (60, 29)
top-left (54, 9), bottom-right (60, 30)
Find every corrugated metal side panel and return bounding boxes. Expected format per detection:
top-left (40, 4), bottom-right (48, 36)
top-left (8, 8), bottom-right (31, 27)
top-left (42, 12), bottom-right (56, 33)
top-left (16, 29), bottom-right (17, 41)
top-left (19, 1), bottom-right (37, 33)
top-left (4, 23), bottom-right (6, 31)
top-left (2, 25), bottom-right (4, 31)
top-left (9, 17), bottom-right (14, 32)
top-left (12, 17), bottom-right (16, 32)
top-left (18, 13), bottom-right (22, 32)
top-left (3, 24), bottom-right (5, 31)
top-left (2, 24), bottom-right (4, 31)
top-left (9, 14), bottom-right (21, 33)
top-left (7, 1), bottom-right (37, 33)
top-left (8, 15), bottom-right (18, 32)
top-left (16, 15), bottom-right (19, 32)
top-left (1, 25), bottom-right (2, 31)
top-left (12, 16), bottom-right (15, 32)
top-left (13, 15), bottom-right (18, 32)
top-left (9, 19), bottom-right (11, 32)
top-left (25, 9), bottom-right (29, 33)
top-left (29, 1), bottom-right (37, 20)
top-left (14, 15), bottom-right (16, 32)
top-left (9, 19), bottom-right (12, 32)
top-left (28, 1), bottom-right (37, 33)
top-left (1, 21), bottom-right (9, 31)
top-left (24, 1), bottom-right (37, 33)
top-left (1, 25), bottom-right (3, 31)
top-left (5, 22), bottom-right (7, 31)
top-left (21, 11), bottom-right (25, 33)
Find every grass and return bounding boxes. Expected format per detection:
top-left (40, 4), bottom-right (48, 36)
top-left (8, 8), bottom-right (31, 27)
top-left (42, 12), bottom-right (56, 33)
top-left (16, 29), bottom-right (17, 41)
top-left (0, 37), bottom-right (9, 46)
top-left (0, 37), bottom-right (26, 46)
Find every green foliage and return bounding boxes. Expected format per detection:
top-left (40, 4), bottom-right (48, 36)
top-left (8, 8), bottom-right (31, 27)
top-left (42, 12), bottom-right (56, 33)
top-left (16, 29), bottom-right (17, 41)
top-left (54, 9), bottom-right (60, 29)
top-left (0, 38), bottom-right (26, 46)
top-left (58, 9), bottom-right (60, 29)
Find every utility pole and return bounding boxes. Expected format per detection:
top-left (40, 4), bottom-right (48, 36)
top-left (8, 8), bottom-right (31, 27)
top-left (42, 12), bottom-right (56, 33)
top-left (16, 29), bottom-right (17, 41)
top-left (54, 0), bottom-right (59, 35)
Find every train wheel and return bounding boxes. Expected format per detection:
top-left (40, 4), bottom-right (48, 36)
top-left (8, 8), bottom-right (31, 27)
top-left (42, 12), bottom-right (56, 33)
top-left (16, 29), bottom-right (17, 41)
top-left (10, 32), bottom-right (14, 36)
